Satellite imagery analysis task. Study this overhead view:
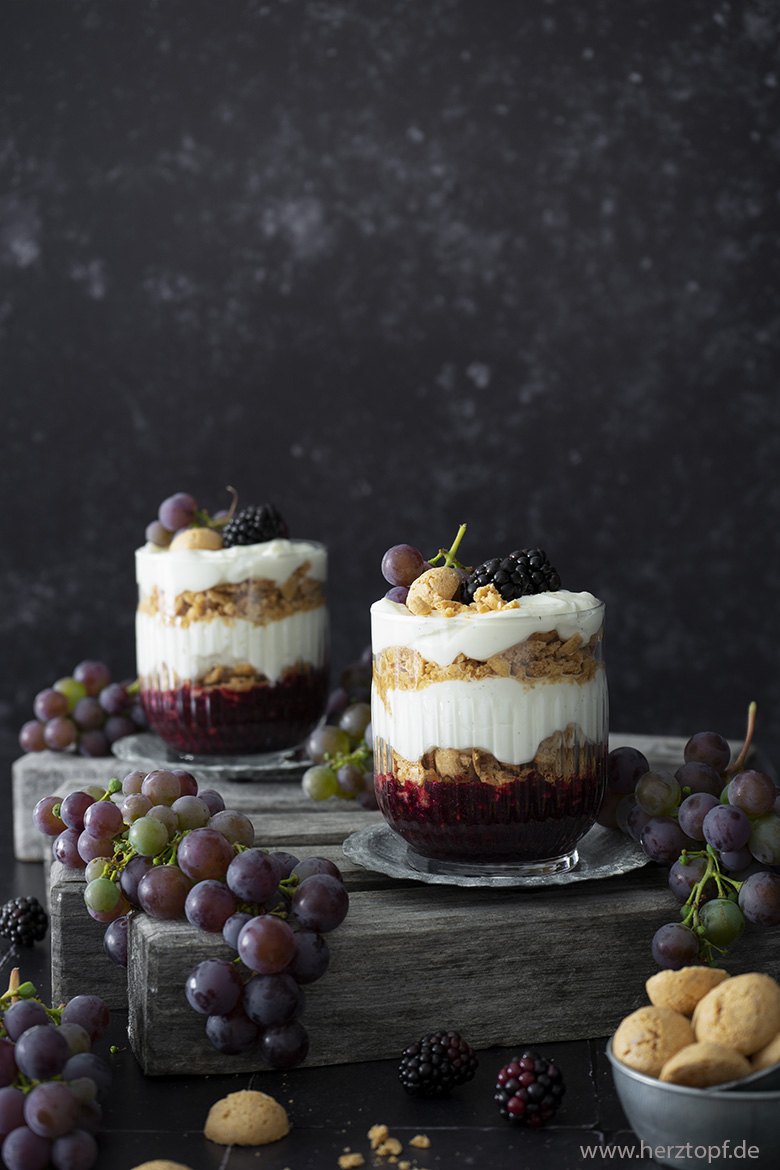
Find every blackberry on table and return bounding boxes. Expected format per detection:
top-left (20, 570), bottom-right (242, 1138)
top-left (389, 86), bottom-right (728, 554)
top-left (222, 504), bottom-right (289, 547)
top-left (494, 1050), bottom-right (565, 1127)
top-left (398, 1030), bottom-right (479, 1097)
top-left (461, 548), bottom-right (561, 605)
top-left (0, 895), bottom-right (49, 947)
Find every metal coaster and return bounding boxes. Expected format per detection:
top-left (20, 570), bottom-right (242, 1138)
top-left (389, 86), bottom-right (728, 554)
top-left (343, 821), bottom-right (647, 888)
top-left (112, 732), bottom-right (308, 781)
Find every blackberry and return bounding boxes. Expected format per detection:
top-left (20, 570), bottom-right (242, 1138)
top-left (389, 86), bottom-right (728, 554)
top-left (494, 1050), bottom-right (565, 1127)
top-left (0, 896), bottom-right (48, 947)
top-left (222, 504), bottom-right (289, 547)
top-left (461, 548), bottom-right (560, 605)
top-left (398, 1030), bottom-right (479, 1097)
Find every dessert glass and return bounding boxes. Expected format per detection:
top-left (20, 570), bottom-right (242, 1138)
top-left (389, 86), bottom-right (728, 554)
top-left (370, 591), bottom-right (608, 876)
top-left (135, 538), bottom-right (329, 756)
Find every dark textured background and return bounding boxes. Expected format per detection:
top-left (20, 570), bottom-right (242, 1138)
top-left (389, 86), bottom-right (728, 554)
top-left (1, 0), bottom-right (778, 765)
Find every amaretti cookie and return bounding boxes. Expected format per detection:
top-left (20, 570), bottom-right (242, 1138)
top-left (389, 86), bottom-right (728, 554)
top-left (646, 966), bottom-right (730, 1017)
top-left (204, 1089), bottom-right (289, 1146)
top-left (130, 1163), bottom-right (193, 1170)
top-left (751, 1030), bottom-right (780, 1072)
top-left (612, 1005), bottom-right (695, 1077)
top-left (693, 972), bottom-right (780, 1055)
top-left (659, 1041), bottom-right (752, 1087)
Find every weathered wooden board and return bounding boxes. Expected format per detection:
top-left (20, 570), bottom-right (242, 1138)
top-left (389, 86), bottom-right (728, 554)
top-left (48, 860), bottom-right (129, 1008)
top-left (127, 869), bottom-right (780, 1076)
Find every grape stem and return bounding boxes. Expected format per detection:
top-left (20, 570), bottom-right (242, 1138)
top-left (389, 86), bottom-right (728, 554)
top-left (678, 845), bottom-right (743, 965)
top-left (194, 485), bottom-right (239, 530)
top-left (725, 701), bottom-right (757, 777)
top-left (0, 969), bottom-right (38, 1007)
top-left (428, 523), bottom-right (469, 571)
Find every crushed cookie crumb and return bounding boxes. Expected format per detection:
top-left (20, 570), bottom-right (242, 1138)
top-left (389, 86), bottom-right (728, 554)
top-left (408, 1134), bottom-right (431, 1149)
top-left (368, 1124), bottom-right (389, 1149)
top-left (377, 1137), bottom-right (403, 1157)
top-left (338, 1155), bottom-right (365, 1169)
top-left (138, 562), bottom-right (324, 630)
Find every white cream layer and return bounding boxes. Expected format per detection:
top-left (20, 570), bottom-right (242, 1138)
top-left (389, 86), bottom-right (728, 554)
top-left (136, 607), bottom-right (328, 686)
top-left (370, 589), bottom-right (603, 665)
top-left (371, 674), bottom-right (608, 766)
top-left (135, 538), bottom-right (327, 598)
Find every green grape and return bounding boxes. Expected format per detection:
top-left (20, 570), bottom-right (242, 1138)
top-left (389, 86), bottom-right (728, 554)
top-left (699, 898), bottom-right (745, 948)
top-left (338, 703), bottom-right (372, 747)
top-left (84, 877), bottom-right (120, 914)
top-left (634, 770), bottom-right (681, 817)
top-left (84, 858), bottom-right (108, 883)
top-left (306, 725), bottom-right (351, 765)
top-left (83, 785), bottom-right (107, 800)
top-left (748, 814), bottom-right (780, 865)
top-left (302, 765), bottom-right (340, 801)
top-left (335, 763), bottom-right (365, 797)
top-left (53, 677), bottom-right (88, 712)
top-left (128, 815), bottom-right (170, 857)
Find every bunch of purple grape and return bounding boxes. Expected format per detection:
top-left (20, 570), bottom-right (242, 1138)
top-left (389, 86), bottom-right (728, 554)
top-left (185, 851), bottom-right (348, 1069)
top-left (604, 706), bottom-right (780, 968)
top-left (18, 660), bottom-right (146, 759)
top-left (0, 983), bottom-right (111, 1170)
top-left (33, 767), bottom-right (349, 1071)
top-left (301, 651), bottom-right (375, 807)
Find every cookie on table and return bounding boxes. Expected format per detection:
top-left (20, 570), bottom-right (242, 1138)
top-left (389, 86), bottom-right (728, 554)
top-left (646, 966), bottom-right (729, 1017)
top-left (659, 1041), bottom-right (752, 1087)
top-left (129, 1163), bottom-right (194, 1170)
top-left (693, 972), bottom-right (780, 1056)
top-left (204, 1089), bottom-right (289, 1146)
top-left (612, 1005), bottom-right (695, 1078)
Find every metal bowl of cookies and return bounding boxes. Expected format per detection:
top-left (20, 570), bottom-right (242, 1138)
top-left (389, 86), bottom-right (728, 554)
top-left (606, 969), bottom-right (780, 1170)
top-left (607, 1041), bottom-right (780, 1170)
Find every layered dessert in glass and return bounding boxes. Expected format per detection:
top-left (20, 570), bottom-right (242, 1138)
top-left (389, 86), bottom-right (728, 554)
top-left (136, 535), bottom-right (328, 757)
top-left (371, 542), bottom-right (607, 875)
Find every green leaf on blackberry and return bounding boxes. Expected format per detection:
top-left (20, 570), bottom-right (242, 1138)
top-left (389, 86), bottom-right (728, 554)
top-left (0, 896), bottom-right (49, 947)
top-left (462, 548), bottom-right (560, 604)
top-left (398, 1029), bottom-right (478, 1097)
top-left (222, 503), bottom-right (289, 547)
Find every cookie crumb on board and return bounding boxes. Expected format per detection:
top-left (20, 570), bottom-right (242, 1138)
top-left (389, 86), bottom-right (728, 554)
top-left (338, 1155), bottom-right (365, 1169)
top-left (377, 1137), bottom-right (403, 1156)
top-left (409, 1134), bottom-right (431, 1149)
top-left (368, 1124), bottom-right (389, 1148)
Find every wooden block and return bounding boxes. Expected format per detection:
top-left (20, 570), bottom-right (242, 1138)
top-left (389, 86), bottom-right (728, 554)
top-left (121, 868), bottom-right (679, 1075)
top-left (128, 859), bottom-right (780, 1076)
top-left (48, 860), bottom-right (128, 1009)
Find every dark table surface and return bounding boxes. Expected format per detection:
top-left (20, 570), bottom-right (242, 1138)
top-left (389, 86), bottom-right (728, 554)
top-left (0, 748), bottom-right (665, 1170)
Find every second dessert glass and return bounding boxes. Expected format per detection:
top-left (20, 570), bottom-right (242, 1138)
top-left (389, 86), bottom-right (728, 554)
top-left (136, 538), bottom-right (329, 757)
top-left (370, 591), bottom-right (608, 876)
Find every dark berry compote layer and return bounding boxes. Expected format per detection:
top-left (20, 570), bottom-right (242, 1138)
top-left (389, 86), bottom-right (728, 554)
top-left (141, 665), bottom-right (329, 756)
top-left (375, 742), bottom-right (607, 864)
